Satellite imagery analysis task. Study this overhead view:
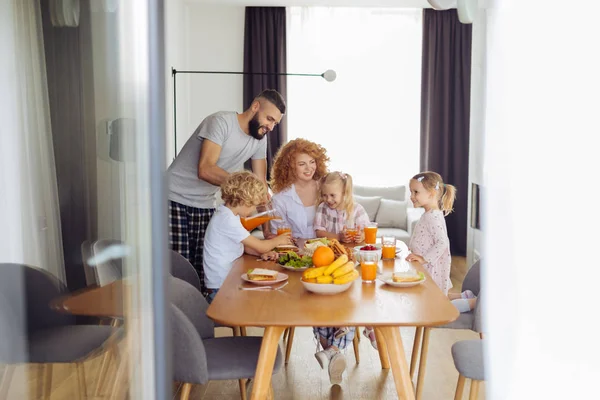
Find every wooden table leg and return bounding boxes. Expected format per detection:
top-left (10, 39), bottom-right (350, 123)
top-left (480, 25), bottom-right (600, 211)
top-left (377, 326), bottom-right (415, 400)
top-left (410, 326), bottom-right (424, 380)
top-left (284, 327), bottom-right (295, 364)
top-left (415, 327), bottom-right (431, 400)
top-left (374, 327), bottom-right (390, 369)
top-left (250, 326), bottom-right (285, 400)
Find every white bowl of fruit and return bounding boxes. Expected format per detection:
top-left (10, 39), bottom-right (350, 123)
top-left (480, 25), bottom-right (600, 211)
top-left (300, 254), bottom-right (358, 295)
top-left (353, 244), bottom-right (383, 263)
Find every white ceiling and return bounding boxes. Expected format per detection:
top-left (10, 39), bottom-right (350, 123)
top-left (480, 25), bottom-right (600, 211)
top-left (185, 0), bottom-right (434, 7)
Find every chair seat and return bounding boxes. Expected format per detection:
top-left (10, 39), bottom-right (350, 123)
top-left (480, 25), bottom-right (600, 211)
top-left (204, 336), bottom-right (283, 380)
top-left (451, 340), bottom-right (484, 381)
top-left (438, 311), bottom-right (474, 330)
top-left (28, 325), bottom-right (121, 363)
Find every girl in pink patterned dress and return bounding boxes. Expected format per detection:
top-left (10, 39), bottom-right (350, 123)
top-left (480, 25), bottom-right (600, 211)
top-left (405, 171), bottom-right (457, 295)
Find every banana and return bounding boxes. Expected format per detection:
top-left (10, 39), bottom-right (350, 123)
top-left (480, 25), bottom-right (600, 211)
top-left (302, 266), bottom-right (326, 279)
top-left (323, 254), bottom-right (349, 276)
top-left (302, 277), bottom-right (317, 283)
top-left (333, 269), bottom-right (359, 284)
top-left (332, 261), bottom-right (356, 278)
top-left (316, 275), bottom-right (334, 284)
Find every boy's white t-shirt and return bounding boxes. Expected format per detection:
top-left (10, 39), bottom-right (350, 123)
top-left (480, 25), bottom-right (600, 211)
top-left (203, 205), bottom-right (250, 289)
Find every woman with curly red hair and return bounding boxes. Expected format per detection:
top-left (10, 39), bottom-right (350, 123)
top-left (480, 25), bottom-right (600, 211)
top-left (266, 138), bottom-right (330, 239)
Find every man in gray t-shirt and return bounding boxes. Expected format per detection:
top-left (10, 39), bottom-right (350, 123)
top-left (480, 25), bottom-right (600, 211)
top-left (167, 89), bottom-right (286, 294)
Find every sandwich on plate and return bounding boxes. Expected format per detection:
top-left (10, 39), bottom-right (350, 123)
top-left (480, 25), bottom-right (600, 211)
top-left (247, 268), bottom-right (279, 281)
top-left (392, 270), bottom-right (424, 283)
top-left (274, 245), bottom-right (300, 254)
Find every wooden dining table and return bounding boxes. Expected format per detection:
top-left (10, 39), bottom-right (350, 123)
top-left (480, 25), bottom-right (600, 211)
top-left (207, 253), bottom-right (459, 400)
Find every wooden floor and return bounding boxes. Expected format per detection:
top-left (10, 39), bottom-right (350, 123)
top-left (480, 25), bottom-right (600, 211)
top-left (1, 257), bottom-right (484, 400)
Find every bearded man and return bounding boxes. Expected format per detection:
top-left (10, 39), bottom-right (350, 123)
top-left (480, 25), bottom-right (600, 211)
top-left (167, 89), bottom-right (285, 293)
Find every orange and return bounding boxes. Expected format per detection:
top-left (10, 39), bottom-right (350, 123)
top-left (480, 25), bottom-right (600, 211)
top-left (312, 246), bottom-right (335, 267)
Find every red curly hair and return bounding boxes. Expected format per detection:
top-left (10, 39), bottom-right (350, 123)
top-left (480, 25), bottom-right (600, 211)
top-left (269, 138), bottom-right (330, 194)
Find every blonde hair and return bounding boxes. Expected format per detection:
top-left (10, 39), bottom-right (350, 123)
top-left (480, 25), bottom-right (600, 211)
top-left (411, 171), bottom-right (456, 216)
top-left (318, 171), bottom-right (355, 217)
top-left (221, 171), bottom-right (266, 208)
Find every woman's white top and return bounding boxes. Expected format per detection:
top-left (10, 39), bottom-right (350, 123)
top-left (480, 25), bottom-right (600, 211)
top-left (270, 184), bottom-right (317, 239)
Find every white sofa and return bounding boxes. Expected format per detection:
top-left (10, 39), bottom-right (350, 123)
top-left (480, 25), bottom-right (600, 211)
top-left (353, 184), bottom-right (424, 246)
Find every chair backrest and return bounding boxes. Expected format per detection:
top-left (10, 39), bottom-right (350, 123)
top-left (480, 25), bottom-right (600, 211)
top-left (169, 250), bottom-right (201, 292)
top-left (0, 263), bottom-right (75, 334)
top-left (472, 291), bottom-right (483, 333)
top-left (81, 240), bottom-right (98, 286)
top-left (169, 277), bottom-right (214, 339)
top-left (92, 239), bottom-right (123, 286)
top-left (170, 304), bottom-right (209, 385)
top-left (462, 259), bottom-right (481, 296)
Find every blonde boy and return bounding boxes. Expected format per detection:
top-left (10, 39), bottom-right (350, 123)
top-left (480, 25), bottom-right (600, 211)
top-left (203, 171), bottom-right (291, 302)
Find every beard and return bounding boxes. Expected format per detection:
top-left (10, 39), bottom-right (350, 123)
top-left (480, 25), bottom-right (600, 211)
top-left (248, 114), bottom-right (266, 140)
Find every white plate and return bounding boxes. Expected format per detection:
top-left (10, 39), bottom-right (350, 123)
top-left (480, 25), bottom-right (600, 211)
top-left (378, 272), bottom-right (426, 288)
top-left (278, 263), bottom-right (311, 272)
top-left (301, 280), bottom-right (354, 295)
top-left (241, 272), bottom-right (289, 286)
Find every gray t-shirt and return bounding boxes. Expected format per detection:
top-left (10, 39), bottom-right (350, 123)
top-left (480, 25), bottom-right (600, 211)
top-left (168, 111), bottom-right (267, 208)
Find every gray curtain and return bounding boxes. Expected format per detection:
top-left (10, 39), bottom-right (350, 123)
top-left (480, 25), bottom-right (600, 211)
top-left (420, 9), bottom-right (472, 256)
top-left (243, 7), bottom-right (287, 181)
top-left (41, 0), bottom-right (97, 290)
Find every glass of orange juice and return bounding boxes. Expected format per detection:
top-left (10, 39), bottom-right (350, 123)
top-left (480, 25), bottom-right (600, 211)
top-left (364, 222), bottom-right (378, 244)
top-left (345, 221), bottom-right (358, 242)
top-left (360, 251), bottom-right (378, 283)
top-left (277, 222), bottom-right (291, 236)
top-left (382, 235), bottom-right (396, 260)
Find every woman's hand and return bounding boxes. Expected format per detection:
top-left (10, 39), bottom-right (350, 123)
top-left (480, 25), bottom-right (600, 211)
top-left (406, 253), bottom-right (426, 264)
top-left (260, 251), bottom-right (278, 261)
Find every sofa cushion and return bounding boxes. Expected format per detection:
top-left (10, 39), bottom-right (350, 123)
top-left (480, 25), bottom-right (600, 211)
top-left (353, 195), bottom-right (381, 221)
top-left (353, 185), bottom-right (406, 202)
top-left (376, 199), bottom-right (408, 230)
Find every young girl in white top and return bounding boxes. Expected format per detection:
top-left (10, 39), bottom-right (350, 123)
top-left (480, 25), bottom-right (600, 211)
top-left (405, 171), bottom-right (457, 295)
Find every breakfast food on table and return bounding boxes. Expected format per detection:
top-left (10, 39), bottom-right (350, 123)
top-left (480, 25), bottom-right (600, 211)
top-left (360, 245), bottom-right (378, 251)
top-left (301, 254), bottom-right (358, 285)
top-left (277, 251), bottom-right (312, 269)
top-left (333, 269), bottom-right (359, 285)
top-left (328, 238), bottom-right (355, 262)
top-left (312, 246), bottom-right (335, 267)
top-left (247, 268), bottom-right (279, 281)
top-left (274, 245), bottom-right (300, 254)
top-left (392, 270), bottom-right (424, 283)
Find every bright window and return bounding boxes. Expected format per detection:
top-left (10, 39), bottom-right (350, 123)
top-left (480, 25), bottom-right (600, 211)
top-left (287, 7), bottom-right (422, 187)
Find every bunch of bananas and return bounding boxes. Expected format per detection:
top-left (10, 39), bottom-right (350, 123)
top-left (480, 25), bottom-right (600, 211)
top-left (301, 254), bottom-right (359, 285)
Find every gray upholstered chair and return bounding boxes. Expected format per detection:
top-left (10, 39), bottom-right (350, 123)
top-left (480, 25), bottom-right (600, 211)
top-left (169, 277), bottom-right (283, 400)
top-left (92, 239), bottom-right (124, 286)
top-left (452, 339), bottom-right (485, 399)
top-left (411, 260), bottom-right (483, 398)
top-left (0, 263), bottom-right (121, 399)
top-left (169, 250), bottom-right (201, 292)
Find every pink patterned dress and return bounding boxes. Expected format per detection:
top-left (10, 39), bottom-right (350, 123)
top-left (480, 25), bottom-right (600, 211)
top-left (408, 209), bottom-right (452, 294)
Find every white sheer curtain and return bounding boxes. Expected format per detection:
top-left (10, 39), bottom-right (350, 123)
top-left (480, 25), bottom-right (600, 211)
top-left (287, 7), bottom-right (422, 187)
top-left (0, 0), bottom-right (65, 281)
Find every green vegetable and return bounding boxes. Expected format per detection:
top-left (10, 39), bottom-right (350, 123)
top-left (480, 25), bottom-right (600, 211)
top-left (277, 251), bottom-right (313, 269)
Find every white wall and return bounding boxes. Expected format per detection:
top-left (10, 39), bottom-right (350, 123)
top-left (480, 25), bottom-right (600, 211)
top-left (166, 3), bottom-right (245, 161)
top-left (466, 8), bottom-right (486, 267)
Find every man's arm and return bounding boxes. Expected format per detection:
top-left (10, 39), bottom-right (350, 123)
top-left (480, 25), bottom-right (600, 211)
top-left (251, 158), bottom-right (268, 187)
top-left (197, 139), bottom-right (230, 186)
